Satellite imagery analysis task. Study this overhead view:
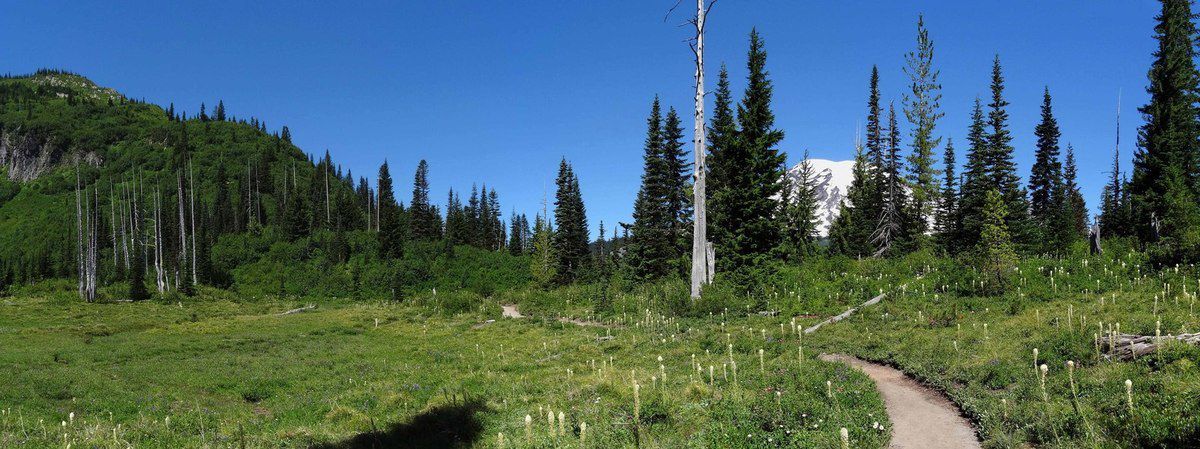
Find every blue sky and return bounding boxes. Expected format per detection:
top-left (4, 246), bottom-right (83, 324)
top-left (0, 1), bottom-right (1159, 235)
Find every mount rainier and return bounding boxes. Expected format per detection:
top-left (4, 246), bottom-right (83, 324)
top-left (784, 158), bottom-right (855, 236)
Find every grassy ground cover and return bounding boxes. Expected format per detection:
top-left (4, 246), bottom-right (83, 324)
top-left (808, 249), bottom-right (1200, 448)
top-left (1, 282), bottom-right (888, 448)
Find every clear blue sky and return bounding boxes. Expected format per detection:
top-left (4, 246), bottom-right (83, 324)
top-left (1, 1), bottom-right (1159, 235)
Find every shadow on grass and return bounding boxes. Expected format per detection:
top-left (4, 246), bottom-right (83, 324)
top-left (311, 399), bottom-right (487, 449)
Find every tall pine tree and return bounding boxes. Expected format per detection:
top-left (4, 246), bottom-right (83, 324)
top-left (377, 161), bottom-right (404, 258)
top-left (903, 15), bottom-right (943, 240)
top-left (627, 98), bottom-right (674, 280)
top-left (552, 159), bottom-right (589, 284)
top-left (1028, 87), bottom-right (1063, 232)
top-left (1130, 0), bottom-right (1200, 262)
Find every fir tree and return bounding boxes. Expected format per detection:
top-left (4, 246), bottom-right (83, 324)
top-left (1130, 0), bottom-right (1200, 262)
top-left (1028, 87), bottom-right (1063, 230)
top-left (780, 151), bottom-right (820, 261)
top-left (984, 56), bottom-right (1031, 247)
top-left (530, 212), bottom-right (555, 287)
top-left (1053, 144), bottom-right (1088, 250)
top-left (959, 98), bottom-right (989, 249)
top-left (715, 29), bottom-right (786, 276)
top-left (934, 137), bottom-right (959, 252)
top-left (976, 189), bottom-right (1016, 294)
top-left (903, 15), bottom-right (943, 239)
top-left (215, 100), bottom-right (226, 121)
top-left (661, 106), bottom-right (691, 255)
top-left (377, 161), bottom-right (404, 259)
top-left (627, 98), bottom-right (673, 280)
top-left (829, 142), bottom-right (873, 258)
top-left (872, 103), bottom-right (909, 256)
top-left (1100, 145), bottom-right (1127, 237)
top-left (409, 160), bottom-right (440, 241)
top-left (552, 159), bottom-right (589, 283)
top-left (706, 65), bottom-right (737, 260)
top-left (128, 220), bottom-right (149, 301)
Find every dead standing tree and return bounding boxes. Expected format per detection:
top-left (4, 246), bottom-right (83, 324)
top-left (676, 0), bottom-right (717, 299)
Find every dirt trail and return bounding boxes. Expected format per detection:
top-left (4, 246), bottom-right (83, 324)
top-left (501, 304), bottom-right (523, 318)
top-left (819, 354), bottom-right (982, 449)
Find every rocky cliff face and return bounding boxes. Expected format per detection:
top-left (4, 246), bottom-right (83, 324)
top-left (0, 129), bottom-right (100, 182)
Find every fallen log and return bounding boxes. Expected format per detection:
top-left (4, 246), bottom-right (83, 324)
top-left (1099, 333), bottom-right (1200, 360)
top-left (278, 304), bottom-right (316, 315)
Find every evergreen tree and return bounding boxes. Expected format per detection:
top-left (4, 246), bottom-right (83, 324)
top-left (530, 212), bottom-right (555, 287)
top-left (862, 66), bottom-right (886, 226)
top-left (128, 221), bottom-right (149, 301)
top-left (215, 100), bottom-right (226, 121)
top-left (872, 103), bottom-right (909, 256)
top-left (984, 56), bottom-right (1031, 247)
top-left (627, 98), bottom-right (673, 280)
top-left (552, 159), bottom-right (589, 283)
top-left (1130, 0), bottom-right (1200, 262)
top-left (409, 160), bottom-right (440, 241)
top-left (976, 189), bottom-right (1016, 294)
top-left (934, 137), bottom-right (959, 252)
top-left (706, 65), bottom-right (737, 260)
top-left (714, 29), bottom-right (786, 276)
top-left (661, 107), bottom-right (692, 255)
top-left (1053, 144), bottom-right (1088, 250)
top-left (508, 211), bottom-right (526, 255)
top-left (829, 143), bottom-right (873, 257)
top-left (780, 151), bottom-right (820, 261)
top-left (959, 98), bottom-right (989, 249)
top-left (903, 15), bottom-right (943, 239)
top-left (1100, 146), bottom-right (1128, 237)
top-left (377, 161), bottom-right (404, 258)
top-left (1028, 87), bottom-right (1063, 230)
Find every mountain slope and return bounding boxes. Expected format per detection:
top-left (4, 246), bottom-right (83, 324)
top-left (785, 158), bottom-right (854, 236)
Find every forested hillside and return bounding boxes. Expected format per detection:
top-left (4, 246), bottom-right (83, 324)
top-left (0, 70), bottom-right (530, 299)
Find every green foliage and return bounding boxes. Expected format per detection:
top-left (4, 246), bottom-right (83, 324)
top-left (974, 189), bottom-right (1016, 295)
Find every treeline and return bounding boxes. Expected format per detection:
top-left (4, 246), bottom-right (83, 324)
top-left (617, 1), bottom-right (1200, 292)
top-left (0, 70), bottom-right (534, 298)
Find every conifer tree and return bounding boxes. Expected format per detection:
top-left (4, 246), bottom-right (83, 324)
top-left (903, 15), bottom-right (943, 239)
top-left (713, 29), bottom-right (786, 276)
top-left (627, 98), bottom-right (673, 280)
top-left (1028, 87), bottom-right (1063, 230)
top-left (934, 137), bottom-right (959, 251)
top-left (1053, 144), bottom-right (1088, 250)
top-left (1100, 146), bottom-right (1128, 237)
top-left (377, 161), bottom-right (404, 258)
top-left (530, 212), bottom-right (555, 287)
top-left (829, 141), bottom-right (873, 257)
top-left (984, 56), bottom-right (1031, 246)
top-left (128, 213), bottom-right (149, 301)
top-left (863, 66), bottom-right (886, 224)
top-left (706, 65), bottom-right (737, 259)
top-left (1130, 0), bottom-right (1200, 262)
top-left (662, 107), bottom-right (691, 254)
top-left (959, 98), bottom-right (990, 249)
top-left (872, 103), bottom-right (909, 256)
top-left (976, 189), bottom-right (1016, 294)
top-left (780, 151), bottom-right (820, 261)
top-left (552, 159), bottom-right (589, 283)
top-left (409, 160), bottom-right (440, 241)
top-left (215, 100), bottom-right (226, 121)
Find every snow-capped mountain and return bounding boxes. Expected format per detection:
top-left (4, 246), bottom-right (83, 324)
top-left (785, 158), bottom-right (855, 236)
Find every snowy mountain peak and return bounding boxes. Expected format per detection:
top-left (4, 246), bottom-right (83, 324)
top-left (786, 158), bottom-right (855, 236)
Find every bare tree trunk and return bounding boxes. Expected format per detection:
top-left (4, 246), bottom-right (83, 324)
top-left (110, 184), bottom-right (118, 269)
top-left (689, 0), bottom-right (715, 299)
top-left (177, 172), bottom-right (188, 289)
top-left (75, 166), bottom-right (85, 300)
top-left (154, 184), bottom-right (165, 293)
top-left (189, 160), bottom-right (197, 285)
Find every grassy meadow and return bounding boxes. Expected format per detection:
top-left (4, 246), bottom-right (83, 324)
top-left (1, 281), bottom-right (890, 448)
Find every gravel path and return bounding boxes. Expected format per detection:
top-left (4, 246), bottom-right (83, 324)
top-left (819, 354), bottom-right (982, 449)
